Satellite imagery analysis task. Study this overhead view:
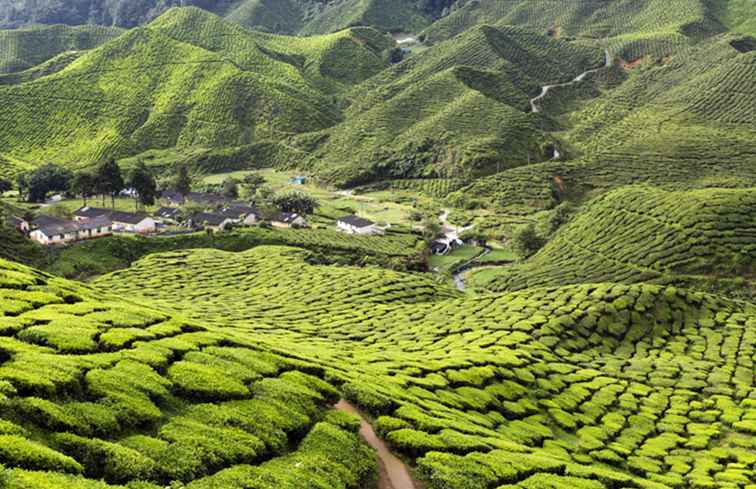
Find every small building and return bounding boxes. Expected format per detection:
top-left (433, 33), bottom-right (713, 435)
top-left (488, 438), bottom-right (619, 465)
top-left (430, 237), bottom-right (463, 256)
top-left (337, 215), bottom-right (383, 235)
top-left (29, 215), bottom-right (112, 245)
top-left (75, 216), bottom-right (113, 240)
top-left (109, 211), bottom-right (157, 234)
top-left (272, 212), bottom-right (308, 229)
top-left (221, 204), bottom-right (261, 225)
top-left (191, 212), bottom-right (236, 232)
top-left (289, 176), bottom-right (306, 185)
top-left (155, 207), bottom-right (182, 224)
top-left (73, 206), bottom-right (110, 222)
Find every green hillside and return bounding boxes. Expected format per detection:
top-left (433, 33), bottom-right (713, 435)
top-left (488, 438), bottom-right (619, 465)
top-left (303, 24), bottom-right (605, 185)
top-left (476, 186), bottom-right (756, 299)
top-left (424, 0), bottom-right (724, 56)
top-left (0, 24), bottom-right (122, 74)
top-left (0, 7), bottom-right (393, 179)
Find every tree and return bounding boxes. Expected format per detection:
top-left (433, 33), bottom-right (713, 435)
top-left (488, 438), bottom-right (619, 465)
top-left (0, 177), bottom-right (11, 194)
top-left (16, 164), bottom-right (72, 203)
top-left (94, 158), bottom-right (124, 208)
top-left (70, 172), bottom-right (96, 206)
top-left (174, 165), bottom-right (192, 197)
top-left (241, 174), bottom-right (266, 196)
top-left (255, 185), bottom-right (275, 203)
top-left (222, 178), bottom-right (239, 200)
top-left (512, 223), bottom-right (546, 258)
top-left (422, 215), bottom-right (442, 241)
top-left (271, 191), bottom-right (319, 215)
top-left (129, 161), bottom-right (158, 210)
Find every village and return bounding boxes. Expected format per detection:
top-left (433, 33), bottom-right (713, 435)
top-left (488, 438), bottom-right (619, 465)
top-left (8, 187), bottom-right (387, 247)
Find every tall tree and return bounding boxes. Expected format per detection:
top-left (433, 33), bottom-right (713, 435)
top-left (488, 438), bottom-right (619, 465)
top-left (16, 164), bottom-right (72, 203)
top-left (95, 158), bottom-right (124, 208)
top-left (70, 172), bottom-right (96, 206)
top-left (174, 165), bottom-right (192, 197)
top-left (271, 191), bottom-right (319, 215)
top-left (129, 161), bottom-right (158, 211)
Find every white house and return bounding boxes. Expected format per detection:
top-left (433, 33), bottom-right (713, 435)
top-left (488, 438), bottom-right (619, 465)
top-left (109, 212), bottom-right (157, 234)
top-left (272, 212), bottom-right (308, 228)
top-left (74, 207), bottom-right (156, 234)
top-left (29, 215), bottom-right (112, 246)
top-left (29, 216), bottom-right (80, 245)
top-left (221, 205), bottom-right (261, 226)
top-left (74, 216), bottom-right (113, 240)
top-left (337, 215), bottom-right (383, 235)
top-left (191, 212), bottom-right (236, 232)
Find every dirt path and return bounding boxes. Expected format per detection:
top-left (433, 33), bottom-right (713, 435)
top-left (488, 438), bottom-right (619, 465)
top-left (335, 400), bottom-right (417, 489)
top-left (530, 49), bottom-right (612, 113)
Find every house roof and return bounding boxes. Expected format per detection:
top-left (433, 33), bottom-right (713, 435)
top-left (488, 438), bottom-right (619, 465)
top-left (338, 215), bottom-right (374, 228)
top-left (73, 206), bottom-right (110, 219)
top-left (77, 216), bottom-right (112, 231)
top-left (31, 216), bottom-right (79, 236)
top-left (155, 207), bottom-right (181, 219)
top-left (221, 205), bottom-right (259, 219)
top-left (109, 211), bottom-right (151, 225)
top-left (193, 212), bottom-right (229, 227)
top-left (187, 192), bottom-right (227, 204)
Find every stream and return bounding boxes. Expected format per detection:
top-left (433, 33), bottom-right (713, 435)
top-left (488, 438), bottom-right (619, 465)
top-left (335, 400), bottom-right (417, 489)
top-left (530, 49), bottom-right (612, 113)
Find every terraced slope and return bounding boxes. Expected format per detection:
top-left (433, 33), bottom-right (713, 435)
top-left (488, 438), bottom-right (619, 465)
top-left (0, 24), bottom-right (122, 74)
top-left (477, 187), bottom-right (756, 299)
top-left (453, 33), bottom-right (756, 214)
top-left (0, 256), bottom-right (377, 488)
top-left (424, 0), bottom-right (724, 58)
top-left (304, 24), bottom-right (605, 185)
top-left (0, 7), bottom-right (392, 178)
top-left (93, 246), bottom-right (756, 489)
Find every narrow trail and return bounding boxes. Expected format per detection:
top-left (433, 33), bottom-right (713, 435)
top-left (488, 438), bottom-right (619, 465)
top-left (335, 400), bottom-right (417, 489)
top-left (530, 49), bottom-right (612, 113)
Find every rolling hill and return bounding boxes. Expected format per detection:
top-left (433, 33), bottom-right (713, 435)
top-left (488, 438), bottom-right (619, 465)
top-left (476, 186), bottom-right (756, 300)
top-left (0, 7), bottom-right (393, 179)
top-left (1, 242), bottom-right (753, 487)
top-left (0, 24), bottom-right (122, 74)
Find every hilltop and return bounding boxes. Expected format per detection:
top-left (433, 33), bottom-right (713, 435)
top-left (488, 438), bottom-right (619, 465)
top-left (0, 7), bottom-right (393, 178)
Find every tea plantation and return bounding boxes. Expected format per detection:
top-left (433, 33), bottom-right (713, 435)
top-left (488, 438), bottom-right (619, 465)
top-left (481, 186), bottom-right (756, 300)
top-left (84, 245), bottom-right (756, 489)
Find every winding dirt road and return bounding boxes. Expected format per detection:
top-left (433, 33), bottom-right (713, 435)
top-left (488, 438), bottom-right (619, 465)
top-left (335, 400), bottom-right (417, 489)
top-left (530, 49), bottom-right (612, 113)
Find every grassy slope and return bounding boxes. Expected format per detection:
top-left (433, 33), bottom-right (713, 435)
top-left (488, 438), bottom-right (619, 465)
top-left (0, 7), bottom-right (392, 179)
top-left (0, 24), bottom-right (123, 74)
top-left (89, 246), bottom-right (756, 489)
top-left (477, 186), bottom-right (756, 300)
top-left (303, 24), bottom-right (604, 185)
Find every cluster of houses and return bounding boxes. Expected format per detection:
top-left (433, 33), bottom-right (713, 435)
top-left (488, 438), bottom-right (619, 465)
top-left (10, 190), bottom-right (385, 246)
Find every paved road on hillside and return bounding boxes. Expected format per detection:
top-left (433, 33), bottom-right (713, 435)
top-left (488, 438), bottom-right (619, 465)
top-left (530, 49), bottom-right (612, 113)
